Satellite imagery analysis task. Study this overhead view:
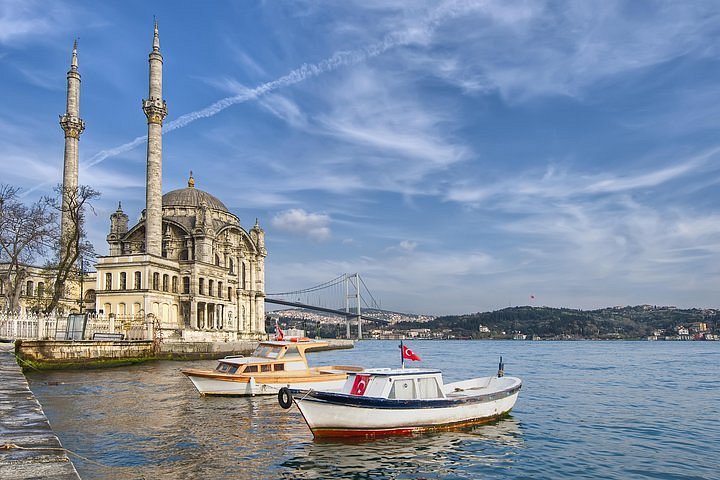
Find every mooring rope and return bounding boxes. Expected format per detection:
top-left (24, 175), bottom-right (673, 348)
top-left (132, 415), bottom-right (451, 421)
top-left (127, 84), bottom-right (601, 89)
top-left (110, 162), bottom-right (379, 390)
top-left (1, 443), bottom-right (111, 469)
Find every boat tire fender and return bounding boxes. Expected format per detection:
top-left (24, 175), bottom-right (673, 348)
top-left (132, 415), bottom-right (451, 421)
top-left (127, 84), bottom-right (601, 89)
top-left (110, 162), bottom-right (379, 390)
top-left (278, 387), bottom-right (293, 409)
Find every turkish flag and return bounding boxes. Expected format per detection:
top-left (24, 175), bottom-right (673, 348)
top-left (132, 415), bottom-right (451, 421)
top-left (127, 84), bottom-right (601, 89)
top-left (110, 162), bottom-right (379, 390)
top-left (275, 321), bottom-right (284, 341)
top-left (402, 345), bottom-right (421, 361)
top-left (350, 374), bottom-right (370, 396)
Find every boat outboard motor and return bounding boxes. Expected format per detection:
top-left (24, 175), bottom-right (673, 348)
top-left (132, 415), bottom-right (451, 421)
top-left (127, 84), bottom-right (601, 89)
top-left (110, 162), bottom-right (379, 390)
top-left (497, 356), bottom-right (504, 378)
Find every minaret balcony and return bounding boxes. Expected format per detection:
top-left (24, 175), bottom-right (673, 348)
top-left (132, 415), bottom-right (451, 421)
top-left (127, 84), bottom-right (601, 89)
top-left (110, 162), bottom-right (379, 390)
top-left (143, 97), bottom-right (168, 124)
top-left (59, 114), bottom-right (85, 137)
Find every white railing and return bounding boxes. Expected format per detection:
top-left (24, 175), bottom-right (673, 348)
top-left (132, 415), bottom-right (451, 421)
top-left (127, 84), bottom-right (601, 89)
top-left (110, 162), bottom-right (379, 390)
top-left (0, 313), bottom-right (152, 341)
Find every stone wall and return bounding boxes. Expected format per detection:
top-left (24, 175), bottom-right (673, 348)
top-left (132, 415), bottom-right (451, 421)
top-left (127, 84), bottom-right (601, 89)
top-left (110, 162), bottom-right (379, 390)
top-left (16, 340), bottom-right (154, 367)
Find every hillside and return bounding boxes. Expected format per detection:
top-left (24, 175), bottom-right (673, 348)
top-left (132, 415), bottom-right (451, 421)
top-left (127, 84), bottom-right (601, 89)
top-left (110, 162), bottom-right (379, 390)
top-left (393, 305), bottom-right (719, 340)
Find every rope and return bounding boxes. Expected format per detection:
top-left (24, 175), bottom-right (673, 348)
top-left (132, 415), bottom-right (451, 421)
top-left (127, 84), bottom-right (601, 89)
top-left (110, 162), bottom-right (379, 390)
top-left (13, 353), bottom-right (41, 372)
top-left (1, 443), bottom-right (112, 469)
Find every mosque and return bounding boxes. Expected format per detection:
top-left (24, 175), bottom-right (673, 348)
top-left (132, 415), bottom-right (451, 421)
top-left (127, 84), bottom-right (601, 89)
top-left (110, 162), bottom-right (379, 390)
top-left (60, 24), bottom-right (267, 341)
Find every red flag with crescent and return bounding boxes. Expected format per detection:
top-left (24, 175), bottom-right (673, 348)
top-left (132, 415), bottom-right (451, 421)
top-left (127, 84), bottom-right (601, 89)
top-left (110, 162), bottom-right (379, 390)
top-left (350, 374), bottom-right (370, 396)
top-left (275, 321), bottom-right (284, 341)
top-left (402, 345), bottom-right (421, 361)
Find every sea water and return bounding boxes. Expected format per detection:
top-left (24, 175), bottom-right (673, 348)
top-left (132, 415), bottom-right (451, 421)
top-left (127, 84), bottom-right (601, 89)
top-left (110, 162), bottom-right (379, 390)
top-left (26, 340), bottom-right (720, 479)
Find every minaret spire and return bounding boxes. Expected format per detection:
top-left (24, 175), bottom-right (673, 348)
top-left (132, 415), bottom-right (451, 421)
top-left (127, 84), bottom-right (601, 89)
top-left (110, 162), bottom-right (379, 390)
top-left (153, 19), bottom-right (160, 52)
top-left (59, 38), bottom-right (85, 247)
top-left (143, 20), bottom-right (168, 256)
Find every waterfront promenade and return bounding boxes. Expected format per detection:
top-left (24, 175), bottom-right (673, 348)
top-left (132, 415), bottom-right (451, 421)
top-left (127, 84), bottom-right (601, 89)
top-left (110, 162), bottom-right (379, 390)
top-left (0, 342), bottom-right (80, 479)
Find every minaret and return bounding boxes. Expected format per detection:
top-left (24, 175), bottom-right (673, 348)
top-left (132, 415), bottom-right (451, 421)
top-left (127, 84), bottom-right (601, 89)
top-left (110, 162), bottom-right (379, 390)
top-left (142, 20), bottom-right (168, 256)
top-left (59, 40), bottom-right (85, 244)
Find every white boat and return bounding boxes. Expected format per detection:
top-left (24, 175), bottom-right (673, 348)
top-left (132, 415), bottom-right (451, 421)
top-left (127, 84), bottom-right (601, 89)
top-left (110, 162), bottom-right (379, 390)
top-left (278, 364), bottom-right (522, 438)
top-left (181, 339), bottom-right (362, 396)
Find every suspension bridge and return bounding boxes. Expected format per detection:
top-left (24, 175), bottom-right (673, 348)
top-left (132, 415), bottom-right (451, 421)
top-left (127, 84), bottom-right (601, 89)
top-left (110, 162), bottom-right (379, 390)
top-left (265, 273), bottom-right (386, 339)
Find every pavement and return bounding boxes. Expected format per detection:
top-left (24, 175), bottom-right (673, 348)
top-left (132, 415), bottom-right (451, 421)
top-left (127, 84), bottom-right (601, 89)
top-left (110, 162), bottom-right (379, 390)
top-left (0, 342), bottom-right (80, 479)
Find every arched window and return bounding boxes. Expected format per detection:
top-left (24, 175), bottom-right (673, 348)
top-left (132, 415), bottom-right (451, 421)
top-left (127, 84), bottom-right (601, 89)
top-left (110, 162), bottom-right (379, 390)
top-left (134, 271), bottom-right (142, 289)
top-left (215, 254), bottom-right (221, 266)
top-left (153, 272), bottom-right (160, 290)
top-left (105, 273), bottom-right (113, 290)
top-left (228, 286), bottom-right (232, 299)
top-left (218, 282), bottom-right (223, 299)
top-left (209, 280), bottom-right (214, 297)
top-left (119, 272), bottom-right (127, 290)
top-left (199, 278), bottom-right (205, 295)
top-left (162, 274), bottom-right (169, 292)
top-left (37, 282), bottom-right (45, 297)
top-left (241, 263), bottom-right (246, 289)
top-left (180, 249), bottom-right (189, 261)
top-left (229, 258), bottom-right (235, 274)
top-left (26, 280), bottom-right (34, 296)
top-left (172, 276), bottom-right (178, 293)
top-left (182, 276), bottom-right (190, 294)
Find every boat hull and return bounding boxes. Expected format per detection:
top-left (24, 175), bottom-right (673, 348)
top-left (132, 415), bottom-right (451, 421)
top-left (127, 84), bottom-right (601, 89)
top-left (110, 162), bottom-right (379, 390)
top-left (293, 377), bottom-right (521, 438)
top-left (182, 370), bottom-right (348, 396)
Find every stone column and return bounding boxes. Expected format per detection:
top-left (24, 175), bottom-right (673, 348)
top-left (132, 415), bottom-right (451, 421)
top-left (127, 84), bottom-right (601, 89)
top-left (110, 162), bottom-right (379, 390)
top-left (59, 40), bottom-right (85, 246)
top-left (142, 22), bottom-right (167, 257)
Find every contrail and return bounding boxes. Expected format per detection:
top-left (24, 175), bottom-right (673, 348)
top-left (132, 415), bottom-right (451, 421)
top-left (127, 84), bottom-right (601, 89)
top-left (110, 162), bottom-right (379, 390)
top-left (82, 0), bottom-right (479, 170)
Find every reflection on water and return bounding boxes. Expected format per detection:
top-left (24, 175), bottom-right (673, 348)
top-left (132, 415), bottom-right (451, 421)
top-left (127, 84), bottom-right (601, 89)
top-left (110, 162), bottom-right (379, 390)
top-left (284, 418), bottom-right (524, 479)
top-left (26, 340), bottom-right (720, 479)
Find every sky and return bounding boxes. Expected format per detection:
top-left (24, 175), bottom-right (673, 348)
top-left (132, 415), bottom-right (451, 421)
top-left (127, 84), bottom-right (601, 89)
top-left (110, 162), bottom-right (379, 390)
top-left (2, 0), bottom-right (720, 315)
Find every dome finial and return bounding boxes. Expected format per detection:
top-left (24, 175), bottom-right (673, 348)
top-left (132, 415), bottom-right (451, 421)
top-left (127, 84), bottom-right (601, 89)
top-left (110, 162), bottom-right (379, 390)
top-left (188, 170), bottom-right (195, 188)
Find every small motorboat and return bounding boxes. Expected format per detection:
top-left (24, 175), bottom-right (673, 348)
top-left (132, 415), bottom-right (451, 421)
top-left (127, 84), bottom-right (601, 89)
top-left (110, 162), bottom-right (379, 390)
top-left (278, 359), bottom-right (521, 438)
top-left (181, 338), bottom-right (362, 396)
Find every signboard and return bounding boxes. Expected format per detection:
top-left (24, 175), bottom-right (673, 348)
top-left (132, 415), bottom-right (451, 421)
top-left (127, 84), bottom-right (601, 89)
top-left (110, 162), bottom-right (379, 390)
top-left (56, 313), bottom-right (87, 340)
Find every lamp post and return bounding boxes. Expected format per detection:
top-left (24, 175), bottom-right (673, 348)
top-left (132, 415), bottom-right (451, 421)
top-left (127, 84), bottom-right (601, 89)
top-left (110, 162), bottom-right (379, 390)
top-left (78, 256), bottom-right (84, 314)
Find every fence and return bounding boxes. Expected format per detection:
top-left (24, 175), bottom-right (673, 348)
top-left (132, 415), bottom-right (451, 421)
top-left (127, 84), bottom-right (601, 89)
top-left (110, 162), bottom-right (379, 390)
top-left (0, 313), bottom-right (152, 341)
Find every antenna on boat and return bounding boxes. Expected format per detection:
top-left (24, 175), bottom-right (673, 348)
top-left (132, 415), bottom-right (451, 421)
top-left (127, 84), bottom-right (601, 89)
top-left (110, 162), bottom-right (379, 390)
top-left (497, 356), bottom-right (504, 378)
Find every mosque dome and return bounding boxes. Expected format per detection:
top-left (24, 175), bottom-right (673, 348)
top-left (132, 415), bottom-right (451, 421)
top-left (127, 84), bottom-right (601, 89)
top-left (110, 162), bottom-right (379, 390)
top-left (162, 173), bottom-right (229, 212)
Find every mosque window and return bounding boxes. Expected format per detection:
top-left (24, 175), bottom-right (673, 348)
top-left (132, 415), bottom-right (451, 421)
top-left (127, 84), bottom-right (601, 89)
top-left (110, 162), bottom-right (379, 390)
top-left (172, 276), bottom-right (178, 293)
top-left (119, 272), bottom-right (127, 290)
top-left (26, 281), bottom-right (34, 296)
top-left (199, 278), bottom-right (205, 295)
top-left (134, 271), bottom-right (142, 289)
top-left (163, 274), bottom-right (169, 292)
top-left (105, 273), bottom-right (113, 290)
top-left (182, 277), bottom-right (190, 294)
top-left (153, 272), bottom-right (160, 290)
top-left (38, 282), bottom-right (45, 297)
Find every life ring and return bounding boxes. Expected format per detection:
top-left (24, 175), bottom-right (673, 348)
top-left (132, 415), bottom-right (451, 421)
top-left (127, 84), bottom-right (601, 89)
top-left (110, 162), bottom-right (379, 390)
top-left (278, 387), bottom-right (293, 409)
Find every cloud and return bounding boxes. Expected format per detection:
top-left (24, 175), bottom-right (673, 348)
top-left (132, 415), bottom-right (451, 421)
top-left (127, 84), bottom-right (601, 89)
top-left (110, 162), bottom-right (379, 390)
top-left (272, 208), bottom-right (331, 241)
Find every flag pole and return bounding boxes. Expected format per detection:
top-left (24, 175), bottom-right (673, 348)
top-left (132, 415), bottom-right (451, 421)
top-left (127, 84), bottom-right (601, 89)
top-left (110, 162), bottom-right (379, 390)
top-left (400, 340), bottom-right (405, 369)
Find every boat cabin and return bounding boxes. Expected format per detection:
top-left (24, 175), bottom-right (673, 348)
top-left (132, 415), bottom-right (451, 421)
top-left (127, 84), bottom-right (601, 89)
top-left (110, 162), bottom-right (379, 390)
top-left (340, 368), bottom-right (447, 400)
top-left (213, 339), bottom-right (325, 375)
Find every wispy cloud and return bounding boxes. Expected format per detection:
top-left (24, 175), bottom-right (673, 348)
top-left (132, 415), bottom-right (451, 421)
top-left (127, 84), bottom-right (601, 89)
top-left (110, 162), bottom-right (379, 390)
top-left (272, 209), bottom-right (331, 241)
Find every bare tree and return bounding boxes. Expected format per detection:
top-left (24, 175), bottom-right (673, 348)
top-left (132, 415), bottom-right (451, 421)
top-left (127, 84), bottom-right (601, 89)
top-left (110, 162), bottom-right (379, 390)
top-left (0, 184), bottom-right (56, 312)
top-left (43, 184), bottom-right (99, 314)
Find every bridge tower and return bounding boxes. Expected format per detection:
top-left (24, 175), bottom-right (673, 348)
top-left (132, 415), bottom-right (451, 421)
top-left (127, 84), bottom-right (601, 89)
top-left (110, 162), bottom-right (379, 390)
top-left (345, 273), bottom-right (361, 339)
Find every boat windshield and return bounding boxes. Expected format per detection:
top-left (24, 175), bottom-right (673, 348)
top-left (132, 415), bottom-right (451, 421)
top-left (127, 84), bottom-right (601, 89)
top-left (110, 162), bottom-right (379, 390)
top-left (252, 344), bottom-right (283, 359)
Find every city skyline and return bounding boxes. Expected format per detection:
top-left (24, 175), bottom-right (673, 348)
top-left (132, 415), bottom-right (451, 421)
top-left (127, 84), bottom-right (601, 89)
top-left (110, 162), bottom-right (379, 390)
top-left (2, 1), bottom-right (720, 315)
